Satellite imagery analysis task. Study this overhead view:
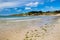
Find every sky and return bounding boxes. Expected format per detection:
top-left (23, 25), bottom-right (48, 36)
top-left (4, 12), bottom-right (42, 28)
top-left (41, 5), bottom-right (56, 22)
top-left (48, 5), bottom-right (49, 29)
top-left (0, 0), bottom-right (60, 16)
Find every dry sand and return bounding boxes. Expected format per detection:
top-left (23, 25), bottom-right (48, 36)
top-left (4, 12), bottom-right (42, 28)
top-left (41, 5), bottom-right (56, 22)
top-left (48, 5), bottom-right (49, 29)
top-left (0, 17), bottom-right (60, 40)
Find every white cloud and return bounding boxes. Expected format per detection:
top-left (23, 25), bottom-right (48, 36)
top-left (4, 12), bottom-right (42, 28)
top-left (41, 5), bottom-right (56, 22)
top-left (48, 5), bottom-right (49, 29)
top-left (46, 0), bottom-right (55, 2)
top-left (45, 6), bottom-right (54, 9)
top-left (0, 0), bottom-right (17, 2)
top-left (47, 0), bottom-right (55, 2)
top-left (5, 8), bottom-right (10, 11)
top-left (50, 0), bottom-right (55, 2)
top-left (25, 2), bottom-right (39, 7)
top-left (17, 9), bottom-right (22, 12)
top-left (0, 2), bottom-right (21, 8)
top-left (25, 7), bottom-right (31, 10)
top-left (0, 0), bottom-right (31, 8)
top-left (45, 6), bottom-right (56, 11)
top-left (40, 2), bottom-right (44, 4)
top-left (0, 0), bottom-right (44, 9)
top-left (14, 7), bottom-right (18, 10)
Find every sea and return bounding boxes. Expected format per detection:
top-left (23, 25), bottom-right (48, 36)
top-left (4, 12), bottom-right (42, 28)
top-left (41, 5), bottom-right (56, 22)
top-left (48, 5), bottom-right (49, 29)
top-left (0, 16), bottom-right (59, 25)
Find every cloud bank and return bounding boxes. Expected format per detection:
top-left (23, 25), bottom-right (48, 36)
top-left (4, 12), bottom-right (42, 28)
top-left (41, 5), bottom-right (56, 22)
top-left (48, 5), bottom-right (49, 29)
top-left (0, 0), bottom-right (44, 9)
top-left (25, 2), bottom-right (39, 7)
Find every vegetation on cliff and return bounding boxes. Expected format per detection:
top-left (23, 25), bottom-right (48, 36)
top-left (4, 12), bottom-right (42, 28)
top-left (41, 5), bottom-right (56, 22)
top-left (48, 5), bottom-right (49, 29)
top-left (0, 10), bottom-right (60, 16)
top-left (10, 10), bottom-right (60, 16)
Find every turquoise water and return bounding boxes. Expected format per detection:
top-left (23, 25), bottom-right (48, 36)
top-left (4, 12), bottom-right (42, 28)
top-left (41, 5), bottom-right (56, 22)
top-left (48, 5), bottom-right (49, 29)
top-left (0, 16), bottom-right (59, 27)
top-left (0, 16), bottom-right (57, 25)
top-left (0, 16), bottom-right (56, 20)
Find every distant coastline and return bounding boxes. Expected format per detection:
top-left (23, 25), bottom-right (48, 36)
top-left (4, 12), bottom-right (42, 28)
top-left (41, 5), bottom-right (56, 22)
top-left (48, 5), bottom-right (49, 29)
top-left (0, 10), bottom-right (60, 17)
top-left (9, 10), bottom-right (60, 16)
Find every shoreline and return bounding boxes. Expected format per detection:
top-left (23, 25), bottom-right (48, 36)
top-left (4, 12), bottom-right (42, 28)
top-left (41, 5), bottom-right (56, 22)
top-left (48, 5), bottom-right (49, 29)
top-left (0, 16), bottom-right (57, 21)
top-left (0, 16), bottom-right (60, 40)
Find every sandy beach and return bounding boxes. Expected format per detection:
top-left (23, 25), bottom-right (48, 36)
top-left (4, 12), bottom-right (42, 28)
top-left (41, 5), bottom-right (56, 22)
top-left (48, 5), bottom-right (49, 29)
top-left (0, 16), bottom-right (60, 40)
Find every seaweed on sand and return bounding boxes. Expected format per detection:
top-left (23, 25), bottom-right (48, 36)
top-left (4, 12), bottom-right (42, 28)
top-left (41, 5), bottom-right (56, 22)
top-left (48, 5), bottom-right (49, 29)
top-left (42, 28), bottom-right (47, 32)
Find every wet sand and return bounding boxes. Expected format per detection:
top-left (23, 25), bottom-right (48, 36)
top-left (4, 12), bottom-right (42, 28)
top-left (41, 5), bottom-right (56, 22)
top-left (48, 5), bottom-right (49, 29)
top-left (0, 16), bottom-right (60, 40)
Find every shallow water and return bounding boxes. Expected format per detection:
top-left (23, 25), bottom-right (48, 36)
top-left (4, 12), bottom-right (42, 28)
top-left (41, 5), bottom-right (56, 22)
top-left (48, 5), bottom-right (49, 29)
top-left (0, 16), bottom-right (56, 20)
top-left (0, 16), bottom-right (59, 27)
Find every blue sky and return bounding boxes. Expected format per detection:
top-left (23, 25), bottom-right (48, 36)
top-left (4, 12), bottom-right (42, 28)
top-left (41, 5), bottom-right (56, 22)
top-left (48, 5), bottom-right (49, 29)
top-left (0, 0), bottom-right (60, 16)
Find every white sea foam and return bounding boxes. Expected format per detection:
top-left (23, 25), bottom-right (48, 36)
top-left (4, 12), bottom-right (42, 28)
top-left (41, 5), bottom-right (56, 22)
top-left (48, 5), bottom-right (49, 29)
top-left (6, 18), bottom-right (41, 22)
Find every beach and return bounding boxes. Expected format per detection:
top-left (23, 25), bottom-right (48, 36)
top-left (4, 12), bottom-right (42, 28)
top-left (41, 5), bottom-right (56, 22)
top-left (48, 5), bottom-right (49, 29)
top-left (0, 16), bottom-right (60, 40)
